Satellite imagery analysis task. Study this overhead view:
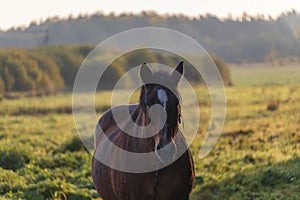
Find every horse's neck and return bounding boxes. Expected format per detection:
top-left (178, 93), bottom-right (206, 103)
top-left (133, 105), bottom-right (150, 127)
top-left (134, 104), bottom-right (155, 142)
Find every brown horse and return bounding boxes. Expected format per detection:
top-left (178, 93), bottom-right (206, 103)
top-left (92, 61), bottom-right (194, 200)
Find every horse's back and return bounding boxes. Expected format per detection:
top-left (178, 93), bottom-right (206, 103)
top-left (94, 104), bottom-right (138, 149)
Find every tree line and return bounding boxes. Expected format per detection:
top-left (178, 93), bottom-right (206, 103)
top-left (0, 45), bottom-right (232, 95)
top-left (0, 11), bottom-right (299, 63)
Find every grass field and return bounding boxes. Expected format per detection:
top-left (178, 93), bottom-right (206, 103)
top-left (0, 65), bottom-right (300, 199)
top-left (230, 63), bottom-right (300, 86)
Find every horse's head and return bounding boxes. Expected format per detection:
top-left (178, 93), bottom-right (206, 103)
top-left (139, 61), bottom-right (183, 162)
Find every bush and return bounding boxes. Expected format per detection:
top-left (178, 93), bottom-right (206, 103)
top-left (211, 54), bottom-right (233, 86)
top-left (0, 46), bottom-right (233, 94)
top-left (0, 48), bottom-right (64, 95)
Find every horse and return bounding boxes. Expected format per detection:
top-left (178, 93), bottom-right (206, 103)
top-left (92, 61), bottom-right (195, 200)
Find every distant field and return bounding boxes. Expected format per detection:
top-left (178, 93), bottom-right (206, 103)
top-left (230, 63), bottom-right (300, 86)
top-left (0, 85), bottom-right (299, 199)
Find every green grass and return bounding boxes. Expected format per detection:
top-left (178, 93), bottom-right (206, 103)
top-left (0, 84), bottom-right (300, 199)
top-left (191, 85), bottom-right (300, 199)
top-left (231, 63), bottom-right (300, 86)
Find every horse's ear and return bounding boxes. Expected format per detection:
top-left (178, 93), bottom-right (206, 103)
top-left (171, 61), bottom-right (184, 85)
top-left (140, 63), bottom-right (152, 84)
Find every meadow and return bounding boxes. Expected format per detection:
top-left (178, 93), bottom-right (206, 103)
top-left (230, 63), bottom-right (300, 86)
top-left (0, 65), bottom-right (300, 199)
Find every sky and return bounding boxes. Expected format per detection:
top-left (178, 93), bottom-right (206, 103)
top-left (1, 0), bottom-right (300, 30)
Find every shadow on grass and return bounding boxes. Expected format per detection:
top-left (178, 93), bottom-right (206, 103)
top-left (191, 157), bottom-right (300, 200)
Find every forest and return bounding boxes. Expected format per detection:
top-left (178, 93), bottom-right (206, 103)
top-left (0, 10), bottom-right (300, 63)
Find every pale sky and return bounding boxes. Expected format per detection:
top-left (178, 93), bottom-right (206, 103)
top-left (1, 0), bottom-right (299, 30)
